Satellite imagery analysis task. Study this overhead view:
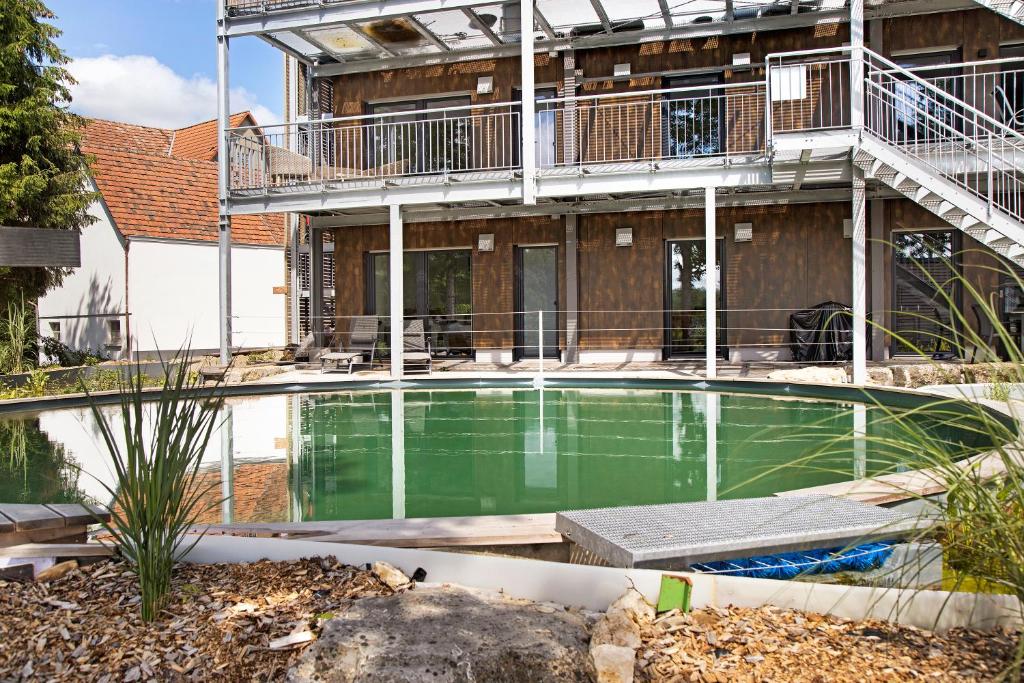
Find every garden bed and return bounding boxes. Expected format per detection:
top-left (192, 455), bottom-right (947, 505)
top-left (637, 604), bottom-right (1019, 682)
top-left (1, 554), bottom-right (1019, 682)
top-left (0, 557), bottom-right (392, 681)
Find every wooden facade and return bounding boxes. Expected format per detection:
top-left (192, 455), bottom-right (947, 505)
top-left (324, 8), bottom-right (1023, 359)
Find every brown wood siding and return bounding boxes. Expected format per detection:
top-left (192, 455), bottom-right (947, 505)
top-left (332, 200), bottom-right (1005, 356)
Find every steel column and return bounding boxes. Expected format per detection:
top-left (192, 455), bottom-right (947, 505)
top-left (389, 205), bottom-right (404, 379)
top-left (217, 5), bottom-right (232, 366)
top-left (565, 214), bottom-right (579, 363)
top-left (705, 187), bottom-right (717, 379)
top-left (520, 0), bottom-right (537, 204)
top-left (852, 166), bottom-right (868, 384)
top-left (850, 0), bottom-right (864, 129)
top-left (310, 226), bottom-right (325, 346)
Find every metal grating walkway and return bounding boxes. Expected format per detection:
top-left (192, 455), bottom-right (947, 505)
top-left (555, 495), bottom-right (926, 569)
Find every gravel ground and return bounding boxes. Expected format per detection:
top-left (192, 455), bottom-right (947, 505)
top-left (638, 604), bottom-right (1021, 683)
top-left (0, 558), bottom-right (393, 682)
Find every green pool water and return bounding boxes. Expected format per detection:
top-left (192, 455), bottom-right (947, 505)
top-left (0, 386), bottom-right (995, 523)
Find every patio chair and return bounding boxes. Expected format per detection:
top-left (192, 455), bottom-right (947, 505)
top-left (321, 316), bottom-right (379, 373)
top-left (402, 319), bottom-right (433, 375)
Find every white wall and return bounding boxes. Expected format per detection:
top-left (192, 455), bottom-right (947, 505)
top-left (36, 195), bottom-right (128, 359)
top-left (128, 239), bottom-right (285, 355)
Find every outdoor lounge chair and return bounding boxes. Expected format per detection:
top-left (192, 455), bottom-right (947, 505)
top-left (402, 319), bottom-right (433, 374)
top-left (321, 316), bottom-right (378, 373)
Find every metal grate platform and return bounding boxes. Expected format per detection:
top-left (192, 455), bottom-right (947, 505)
top-left (555, 495), bottom-right (926, 570)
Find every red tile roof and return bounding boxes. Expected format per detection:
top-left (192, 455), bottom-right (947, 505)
top-left (80, 116), bottom-right (284, 247)
top-left (171, 111), bottom-right (256, 161)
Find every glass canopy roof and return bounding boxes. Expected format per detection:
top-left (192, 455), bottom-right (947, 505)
top-left (225, 0), bottom-right (851, 67)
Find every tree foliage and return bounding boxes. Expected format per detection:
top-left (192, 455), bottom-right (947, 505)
top-left (0, 0), bottom-right (95, 303)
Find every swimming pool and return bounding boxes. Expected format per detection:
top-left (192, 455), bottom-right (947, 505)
top-left (0, 382), bottom-right (996, 523)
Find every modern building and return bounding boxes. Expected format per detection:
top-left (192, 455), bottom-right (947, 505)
top-left (216, 0), bottom-right (1024, 380)
top-left (38, 114), bottom-right (287, 360)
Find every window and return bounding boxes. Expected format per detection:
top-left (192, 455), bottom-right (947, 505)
top-left (892, 230), bottom-right (961, 356)
top-left (998, 44), bottom-right (1024, 129)
top-left (106, 319), bottom-right (122, 347)
top-left (365, 250), bottom-right (473, 355)
top-left (369, 96), bottom-right (473, 175)
top-left (662, 73), bottom-right (724, 159)
top-left (890, 50), bottom-right (962, 144)
top-left (48, 321), bottom-right (61, 341)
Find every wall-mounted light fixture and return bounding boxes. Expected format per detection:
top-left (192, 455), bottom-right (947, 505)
top-left (477, 76), bottom-right (494, 95)
top-left (732, 52), bottom-right (751, 66)
top-left (843, 219), bottom-right (853, 239)
top-left (615, 227), bottom-right (633, 247)
top-left (478, 233), bottom-right (495, 252)
top-left (613, 62), bottom-right (631, 77)
top-left (734, 223), bottom-right (753, 242)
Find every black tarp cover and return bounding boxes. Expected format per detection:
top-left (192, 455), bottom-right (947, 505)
top-left (789, 301), bottom-right (854, 362)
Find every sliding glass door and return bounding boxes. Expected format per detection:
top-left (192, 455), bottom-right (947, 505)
top-left (664, 239), bottom-right (725, 357)
top-left (891, 230), bottom-right (961, 356)
top-left (365, 250), bottom-right (473, 355)
top-left (515, 246), bottom-right (559, 359)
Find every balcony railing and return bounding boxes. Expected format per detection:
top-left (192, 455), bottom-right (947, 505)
top-left (228, 51), bottom-right (1024, 197)
top-left (536, 81), bottom-right (767, 174)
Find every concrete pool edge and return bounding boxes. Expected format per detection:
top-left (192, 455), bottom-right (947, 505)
top-left (182, 534), bottom-right (1023, 633)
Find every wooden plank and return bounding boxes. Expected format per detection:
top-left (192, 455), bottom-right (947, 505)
top-left (0, 504), bottom-right (67, 532)
top-left (0, 525), bottom-right (87, 548)
top-left (0, 511), bottom-right (14, 534)
top-left (0, 543), bottom-right (114, 559)
top-left (777, 449), bottom-right (1017, 505)
top-left (44, 504), bottom-right (111, 527)
top-left (199, 513), bottom-right (563, 548)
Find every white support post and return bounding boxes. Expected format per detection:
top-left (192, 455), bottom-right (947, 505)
top-left (849, 0), bottom-right (864, 129)
top-left (705, 187), bottom-right (717, 380)
top-left (389, 205), bottom-right (404, 380)
top-left (520, 0), bottom-right (537, 205)
top-left (852, 166), bottom-right (868, 385)
top-left (391, 390), bottom-right (406, 519)
top-left (220, 405), bottom-right (234, 524)
top-left (217, 4), bottom-right (232, 366)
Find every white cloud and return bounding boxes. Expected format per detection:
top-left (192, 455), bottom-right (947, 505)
top-left (66, 54), bottom-right (279, 129)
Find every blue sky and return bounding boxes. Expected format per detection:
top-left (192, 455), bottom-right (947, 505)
top-left (48, 0), bottom-right (282, 128)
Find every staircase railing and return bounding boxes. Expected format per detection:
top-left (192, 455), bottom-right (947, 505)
top-left (862, 48), bottom-right (1024, 224)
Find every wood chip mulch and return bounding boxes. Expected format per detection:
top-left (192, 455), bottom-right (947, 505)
top-left (0, 557), bottom-right (394, 682)
top-left (638, 605), bottom-right (1021, 683)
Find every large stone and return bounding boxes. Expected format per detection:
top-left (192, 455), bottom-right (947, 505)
top-left (590, 610), bottom-right (641, 649)
top-left (287, 585), bottom-right (593, 682)
top-left (606, 589), bottom-right (654, 626)
top-left (590, 644), bottom-right (636, 683)
top-left (765, 366), bottom-right (848, 384)
top-left (371, 561), bottom-right (410, 590)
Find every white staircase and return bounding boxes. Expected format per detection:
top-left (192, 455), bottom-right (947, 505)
top-left (972, 0), bottom-right (1024, 27)
top-left (855, 49), bottom-right (1024, 266)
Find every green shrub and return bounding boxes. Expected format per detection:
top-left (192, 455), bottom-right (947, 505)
top-left (0, 297), bottom-right (36, 375)
top-left (87, 352), bottom-right (226, 621)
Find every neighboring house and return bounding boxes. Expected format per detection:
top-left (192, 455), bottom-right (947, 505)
top-left (224, 1), bottom-right (1024, 374)
top-left (38, 113), bottom-right (287, 360)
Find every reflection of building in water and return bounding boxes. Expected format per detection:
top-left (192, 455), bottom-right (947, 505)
top-left (192, 461), bottom-right (291, 525)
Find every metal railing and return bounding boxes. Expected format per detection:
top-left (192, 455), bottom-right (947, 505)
top-left (861, 48), bottom-right (1024, 224)
top-left (767, 49), bottom-right (853, 134)
top-left (904, 56), bottom-right (1024, 132)
top-left (536, 81), bottom-right (767, 173)
top-left (228, 102), bottom-right (520, 192)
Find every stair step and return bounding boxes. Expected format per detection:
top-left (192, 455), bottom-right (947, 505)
top-left (989, 237), bottom-right (1015, 254)
top-left (853, 150), bottom-right (875, 166)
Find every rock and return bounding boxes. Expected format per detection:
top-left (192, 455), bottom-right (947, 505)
top-left (590, 644), bottom-right (636, 683)
top-left (606, 588), bottom-right (655, 625)
top-left (34, 560), bottom-right (77, 583)
top-left (288, 585), bottom-right (593, 682)
top-left (591, 610), bottom-right (641, 649)
top-left (765, 366), bottom-right (848, 384)
top-left (865, 367), bottom-right (894, 386)
top-left (370, 561), bottom-right (410, 590)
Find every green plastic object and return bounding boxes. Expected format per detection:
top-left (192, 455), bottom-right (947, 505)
top-left (656, 574), bottom-right (692, 614)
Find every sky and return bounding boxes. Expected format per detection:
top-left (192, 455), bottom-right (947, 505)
top-left (47, 0), bottom-right (282, 129)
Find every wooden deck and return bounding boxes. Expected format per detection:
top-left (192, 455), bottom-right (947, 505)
top-left (0, 503), bottom-right (113, 579)
top-left (199, 513), bottom-right (562, 549)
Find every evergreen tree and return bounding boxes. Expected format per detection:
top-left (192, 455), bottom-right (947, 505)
top-left (0, 0), bottom-right (94, 304)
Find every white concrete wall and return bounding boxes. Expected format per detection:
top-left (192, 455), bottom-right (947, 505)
top-left (127, 239), bottom-right (285, 355)
top-left (36, 196), bottom-right (128, 359)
